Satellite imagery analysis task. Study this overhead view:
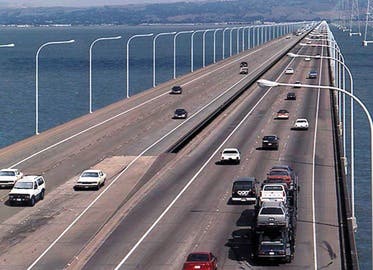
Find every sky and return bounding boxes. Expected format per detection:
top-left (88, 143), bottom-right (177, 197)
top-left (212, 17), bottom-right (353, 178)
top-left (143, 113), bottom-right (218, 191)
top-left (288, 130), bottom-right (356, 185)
top-left (0, 0), bottom-right (203, 8)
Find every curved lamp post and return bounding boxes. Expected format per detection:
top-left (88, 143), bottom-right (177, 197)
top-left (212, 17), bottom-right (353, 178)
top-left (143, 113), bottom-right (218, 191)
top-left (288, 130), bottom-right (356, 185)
top-left (202, 29), bottom-right (215, 67)
top-left (191, 30), bottom-right (204, 72)
top-left (0, 43), bottom-right (15, 48)
top-left (89, 36), bottom-right (122, 113)
top-left (213, 28), bottom-right (223, 63)
top-left (257, 78), bottom-right (372, 265)
top-left (173, 30), bottom-right (193, 79)
top-left (229, 27), bottom-right (238, 56)
top-left (126, 33), bottom-right (153, 98)
top-left (222, 28), bottom-right (231, 59)
top-left (153, 31), bottom-right (176, 87)
top-left (35, 39), bottom-right (75, 135)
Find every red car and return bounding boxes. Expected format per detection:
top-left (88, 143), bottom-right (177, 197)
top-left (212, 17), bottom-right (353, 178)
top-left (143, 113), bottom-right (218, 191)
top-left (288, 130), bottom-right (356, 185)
top-left (183, 252), bottom-right (218, 270)
top-left (266, 169), bottom-right (293, 188)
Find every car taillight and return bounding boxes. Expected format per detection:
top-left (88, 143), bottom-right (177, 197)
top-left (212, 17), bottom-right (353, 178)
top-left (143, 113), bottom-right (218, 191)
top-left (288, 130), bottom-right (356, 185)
top-left (278, 250), bottom-right (285, 255)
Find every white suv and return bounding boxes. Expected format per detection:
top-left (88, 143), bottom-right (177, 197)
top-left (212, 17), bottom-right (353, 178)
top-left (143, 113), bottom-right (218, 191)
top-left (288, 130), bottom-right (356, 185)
top-left (8, 176), bottom-right (45, 206)
top-left (221, 148), bottom-right (240, 164)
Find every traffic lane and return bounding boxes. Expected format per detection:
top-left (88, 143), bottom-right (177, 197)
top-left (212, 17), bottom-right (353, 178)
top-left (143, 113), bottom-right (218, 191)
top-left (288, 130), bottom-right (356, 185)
top-left (81, 42), bottom-right (320, 269)
top-left (80, 44), bottom-right (305, 269)
top-left (15, 38), bottom-right (306, 270)
top-left (0, 37), bottom-right (298, 221)
top-left (110, 76), bottom-right (322, 269)
top-left (0, 34), bottom-right (300, 170)
top-left (313, 63), bottom-right (341, 268)
top-left (111, 45), bottom-right (328, 270)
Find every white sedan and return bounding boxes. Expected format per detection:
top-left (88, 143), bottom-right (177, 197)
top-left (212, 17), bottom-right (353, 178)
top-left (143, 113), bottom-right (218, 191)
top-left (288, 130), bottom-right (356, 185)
top-left (304, 57), bottom-right (311, 61)
top-left (293, 118), bottom-right (309, 130)
top-left (74, 169), bottom-right (107, 190)
top-left (285, 68), bottom-right (294, 75)
top-left (221, 148), bottom-right (240, 164)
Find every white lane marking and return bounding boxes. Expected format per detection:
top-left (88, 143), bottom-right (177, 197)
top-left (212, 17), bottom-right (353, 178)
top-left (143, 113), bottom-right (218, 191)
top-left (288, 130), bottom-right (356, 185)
top-left (27, 40), bottom-right (292, 270)
top-left (113, 40), bottom-right (304, 270)
top-left (10, 38), bottom-right (284, 169)
top-left (312, 39), bottom-right (325, 270)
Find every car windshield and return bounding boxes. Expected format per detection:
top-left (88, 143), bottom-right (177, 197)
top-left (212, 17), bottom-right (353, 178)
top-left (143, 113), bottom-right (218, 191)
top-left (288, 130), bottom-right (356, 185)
top-left (13, 181), bottom-right (33, 189)
top-left (172, 86), bottom-right (181, 91)
top-left (288, 93), bottom-right (295, 96)
top-left (81, 172), bottom-right (99, 178)
top-left (0, 171), bottom-right (15, 176)
top-left (263, 136), bottom-right (276, 140)
top-left (263, 186), bottom-right (283, 191)
top-left (297, 120), bottom-right (307, 123)
top-left (261, 207), bottom-right (284, 215)
top-left (278, 110), bottom-right (288, 113)
top-left (260, 243), bottom-right (284, 251)
top-left (269, 171), bottom-right (289, 176)
top-left (175, 109), bottom-right (185, 113)
top-left (234, 183), bottom-right (253, 190)
top-left (223, 150), bottom-right (238, 154)
top-left (186, 253), bottom-right (209, 262)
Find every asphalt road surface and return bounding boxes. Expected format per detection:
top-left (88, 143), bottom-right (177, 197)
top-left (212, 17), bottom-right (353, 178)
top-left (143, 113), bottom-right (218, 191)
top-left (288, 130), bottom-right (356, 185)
top-left (79, 34), bottom-right (342, 269)
top-left (0, 32), bottom-right (319, 270)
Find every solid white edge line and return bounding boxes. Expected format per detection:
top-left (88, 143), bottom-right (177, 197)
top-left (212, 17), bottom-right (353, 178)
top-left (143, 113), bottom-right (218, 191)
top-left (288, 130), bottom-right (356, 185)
top-left (112, 40), bottom-right (305, 270)
top-left (10, 37), bottom-right (282, 169)
top-left (312, 36), bottom-right (325, 270)
top-left (26, 38), bottom-right (292, 270)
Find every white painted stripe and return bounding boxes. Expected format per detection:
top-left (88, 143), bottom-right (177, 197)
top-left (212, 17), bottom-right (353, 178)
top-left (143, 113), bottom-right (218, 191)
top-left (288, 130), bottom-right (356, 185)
top-left (10, 38), bottom-right (283, 169)
top-left (27, 39), bottom-right (294, 270)
top-left (113, 41), bottom-right (304, 270)
top-left (312, 37), bottom-right (325, 270)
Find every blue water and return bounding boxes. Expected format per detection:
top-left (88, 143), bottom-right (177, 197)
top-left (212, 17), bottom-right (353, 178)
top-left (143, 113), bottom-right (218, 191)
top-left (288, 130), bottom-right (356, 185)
top-left (0, 24), bottom-right (369, 268)
top-left (332, 26), bottom-right (373, 270)
top-left (0, 24), bottom-right (266, 143)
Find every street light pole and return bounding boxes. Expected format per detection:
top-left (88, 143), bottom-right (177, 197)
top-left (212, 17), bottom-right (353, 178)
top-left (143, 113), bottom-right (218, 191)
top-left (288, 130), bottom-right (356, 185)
top-left (222, 28), bottom-right (230, 59)
top-left (229, 27), bottom-right (237, 56)
top-left (173, 30), bottom-right (193, 79)
top-left (126, 33), bottom-right (153, 99)
top-left (257, 78), bottom-right (373, 264)
top-left (213, 28), bottom-right (222, 63)
top-left (203, 29), bottom-right (214, 67)
top-left (153, 31), bottom-right (176, 87)
top-left (35, 39), bottom-right (75, 135)
top-left (191, 30), bottom-right (205, 72)
top-left (89, 36), bottom-right (121, 113)
top-left (0, 43), bottom-right (15, 48)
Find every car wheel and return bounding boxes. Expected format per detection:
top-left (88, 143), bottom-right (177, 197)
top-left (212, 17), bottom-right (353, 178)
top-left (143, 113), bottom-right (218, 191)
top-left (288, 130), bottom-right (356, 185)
top-left (237, 160), bottom-right (240, 164)
top-left (101, 179), bottom-right (105, 186)
top-left (9, 201), bottom-right (14, 207)
top-left (40, 190), bottom-right (45, 200)
top-left (96, 184), bottom-right (100, 190)
top-left (29, 196), bottom-right (35, 207)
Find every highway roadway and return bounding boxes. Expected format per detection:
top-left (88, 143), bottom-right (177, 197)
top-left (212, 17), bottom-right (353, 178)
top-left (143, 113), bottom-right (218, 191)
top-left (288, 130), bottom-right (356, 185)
top-left (79, 34), bottom-right (343, 269)
top-left (0, 31), bottom-right (311, 269)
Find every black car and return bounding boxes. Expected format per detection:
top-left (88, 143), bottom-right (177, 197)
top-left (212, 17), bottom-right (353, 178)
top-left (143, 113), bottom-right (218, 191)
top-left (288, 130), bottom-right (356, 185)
top-left (231, 177), bottom-right (258, 204)
top-left (308, 70), bottom-right (317, 79)
top-left (255, 228), bottom-right (294, 263)
top-left (262, 135), bottom-right (279, 150)
top-left (286, 92), bottom-right (296, 100)
top-left (173, 108), bottom-right (188, 119)
top-left (171, 85), bottom-right (182, 94)
top-left (240, 61), bottom-right (248, 67)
